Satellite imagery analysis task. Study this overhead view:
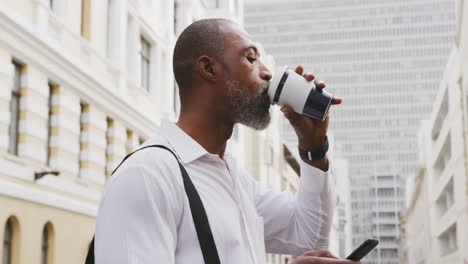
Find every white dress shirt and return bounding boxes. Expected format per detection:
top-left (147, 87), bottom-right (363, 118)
top-left (95, 121), bottom-right (335, 264)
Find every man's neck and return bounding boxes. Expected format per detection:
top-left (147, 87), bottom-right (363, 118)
top-left (176, 112), bottom-right (233, 159)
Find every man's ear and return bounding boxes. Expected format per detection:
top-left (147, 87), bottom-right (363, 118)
top-left (197, 56), bottom-right (217, 83)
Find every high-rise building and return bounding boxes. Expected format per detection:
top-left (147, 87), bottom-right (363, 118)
top-left (245, 0), bottom-right (457, 263)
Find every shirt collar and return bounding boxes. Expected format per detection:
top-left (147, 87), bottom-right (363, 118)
top-left (159, 121), bottom-right (209, 164)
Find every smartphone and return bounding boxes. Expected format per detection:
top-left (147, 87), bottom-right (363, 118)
top-left (346, 239), bottom-right (379, 261)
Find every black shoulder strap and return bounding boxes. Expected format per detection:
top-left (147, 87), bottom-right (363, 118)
top-left (85, 144), bottom-right (221, 264)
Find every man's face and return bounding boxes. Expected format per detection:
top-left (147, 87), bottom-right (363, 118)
top-left (218, 23), bottom-right (272, 130)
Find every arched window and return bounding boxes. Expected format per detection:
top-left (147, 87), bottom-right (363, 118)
top-left (2, 219), bottom-right (12, 264)
top-left (41, 222), bottom-right (54, 264)
top-left (3, 217), bottom-right (19, 264)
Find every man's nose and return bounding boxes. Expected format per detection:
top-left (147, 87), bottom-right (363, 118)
top-left (259, 67), bottom-right (272, 81)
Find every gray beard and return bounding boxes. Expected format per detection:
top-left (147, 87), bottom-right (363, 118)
top-left (225, 80), bottom-right (271, 130)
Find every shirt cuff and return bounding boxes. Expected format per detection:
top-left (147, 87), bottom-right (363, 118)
top-left (299, 159), bottom-right (330, 193)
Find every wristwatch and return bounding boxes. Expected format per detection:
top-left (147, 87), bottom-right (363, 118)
top-left (298, 136), bottom-right (329, 161)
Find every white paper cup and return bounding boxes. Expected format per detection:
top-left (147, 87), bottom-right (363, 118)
top-left (268, 66), bottom-right (333, 121)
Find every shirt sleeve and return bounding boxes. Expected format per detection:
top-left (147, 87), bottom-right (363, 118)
top-left (253, 159), bottom-right (336, 256)
top-left (94, 150), bottom-right (182, 264)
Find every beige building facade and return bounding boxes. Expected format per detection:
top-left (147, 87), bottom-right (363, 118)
top-left (403, 1), bottom-right (468, 263)
top-left (0, 0), bottom-right (243, 264)
top-left (401, 121), bottom-right (434, 264)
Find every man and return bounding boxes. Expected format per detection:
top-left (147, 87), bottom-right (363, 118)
top-left (95, 18), bottom-right (358, 264)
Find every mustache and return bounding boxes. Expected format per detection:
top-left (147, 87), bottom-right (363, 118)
top-left (257, 82), bottom-right (271, 106)
top-left (259, 81), bottom-right (270, 95)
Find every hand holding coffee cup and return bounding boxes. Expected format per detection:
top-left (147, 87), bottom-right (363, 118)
top-left (270, 65), bottom-right (342, 171)
top-left (268, 66), bottom-right (341, 121)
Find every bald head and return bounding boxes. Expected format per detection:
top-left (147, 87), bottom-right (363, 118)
top-left (173, 18), bottom-right (233, 96)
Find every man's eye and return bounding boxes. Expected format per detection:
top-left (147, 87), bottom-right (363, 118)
top-left (247, 57), bottom-right (257, 63)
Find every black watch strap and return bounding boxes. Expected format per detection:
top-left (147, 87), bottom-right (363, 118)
top-left (298, 136), bottom-right (329, 160)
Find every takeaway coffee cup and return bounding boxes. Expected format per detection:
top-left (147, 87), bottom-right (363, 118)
top-left (268, 66), bottom-right (333, 121)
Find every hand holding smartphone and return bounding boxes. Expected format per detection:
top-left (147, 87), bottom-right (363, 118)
top-left (346, 239), bottom-right (379, 261)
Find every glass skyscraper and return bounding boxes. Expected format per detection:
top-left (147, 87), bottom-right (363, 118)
top-left (245, 0), bottom-right (457, 263)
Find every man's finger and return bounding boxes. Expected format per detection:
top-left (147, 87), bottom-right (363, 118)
top-left (303, 73), bottom-right (315, 82)
top-left (295, 65), bottom-right (304, 75)
top-left (331, 97), bottom-right (342, 105)
top-left (281, 105), bottom-right (301, 126)
top-left (303, 249), bottom-right (339, 259)
top-left (294, 256), bottom-right (360, 264)
top-left (323, 251), bottom-right (339, 259)
top-left (314, 79), bottom-right (326, 89)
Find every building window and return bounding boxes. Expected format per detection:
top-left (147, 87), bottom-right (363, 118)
top-left (140, 36), bottom-right (151, 92)
top-left (81, 0), bottom-right (91, 40)
top-left (126, 129), bottom-right (133, 154)
top-left (173, 1), bottom-right (178, 35)
top-left (2, 220), bottom-right (12, 264)
top-left (8, 62), bottom-right (22, 156)
top-left (105, 117), bottom-right (114, 178)
top-left (3, 217), bottom-right (19, 264)
top-left (436, 178), bottom-right (455, 217)
top-left (41, 223), bottom-right (53, 264)
top-left (438, 223), bottom-right (458, 256)
top-left (126, 15), bottom-right (133, 70)
top-left (433, 134), bottom-right (451, 177)
top-left (106, 0), bottom-right (115, 59)
top-left (431, 89), bottom-right (448, 141)
top-left (46, 83), bottom-right (55, 166)
top-left (79, 103), bottom-right (89, 178)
